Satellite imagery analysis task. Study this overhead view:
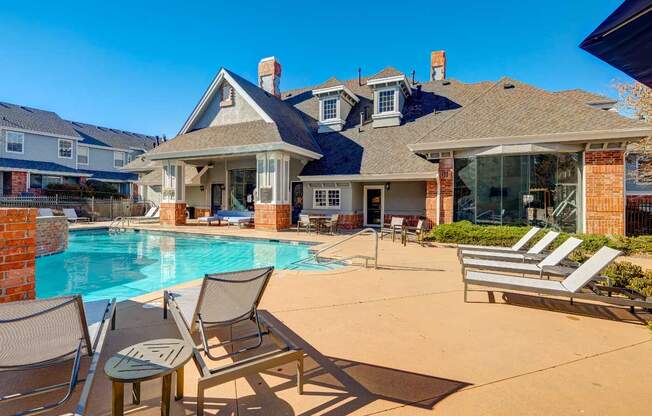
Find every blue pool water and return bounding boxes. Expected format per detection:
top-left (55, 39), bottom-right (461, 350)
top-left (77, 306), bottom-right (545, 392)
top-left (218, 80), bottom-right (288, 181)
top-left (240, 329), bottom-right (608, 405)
top-left (36, 229), bottom-right (324, 301)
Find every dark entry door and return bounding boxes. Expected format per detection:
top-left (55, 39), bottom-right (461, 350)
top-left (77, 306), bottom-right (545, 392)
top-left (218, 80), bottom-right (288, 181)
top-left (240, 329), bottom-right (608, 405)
top-left (211, 184), bottom-right (223, 214)
top-left (291, 182), bottom-right (303, 224)
top-left (366, 188), bottom-right (382, 226)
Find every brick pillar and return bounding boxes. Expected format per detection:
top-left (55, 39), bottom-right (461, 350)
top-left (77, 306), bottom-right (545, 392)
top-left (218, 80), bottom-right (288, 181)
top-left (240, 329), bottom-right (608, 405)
top-left (0, 208), bottom-right (36, 303)
top-left (160, 202), bottom-right (187, 226)
top-left (438, 158), bottom-right (454, 224)
top-left (584, 150), bottom-right (625, 235)
top-left (255, 204), bottom-right (291, 231)
top-left (10, 171), bottom-right (28, 195)
top-left (425, 180), bottom-right (438, 228)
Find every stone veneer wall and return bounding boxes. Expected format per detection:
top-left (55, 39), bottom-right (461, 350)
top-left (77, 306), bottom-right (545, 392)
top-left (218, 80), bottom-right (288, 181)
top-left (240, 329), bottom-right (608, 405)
top-left (36, 215), bottom-right (69, 257)
top-left (160, 202), bottom-right (187, 226)
top-left (438, 159), bottom-right (454, 225)
top-left (584, 150), bottom-right (625, 235)
top-left (0, 208), bottom-right (36, 303)
top-left (255, 204), bottom-right (291, 231)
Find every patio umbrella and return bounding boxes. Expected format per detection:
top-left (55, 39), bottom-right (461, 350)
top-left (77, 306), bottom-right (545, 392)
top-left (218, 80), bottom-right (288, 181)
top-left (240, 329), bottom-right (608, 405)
top-left (580, 0), bottom-right (652, 88)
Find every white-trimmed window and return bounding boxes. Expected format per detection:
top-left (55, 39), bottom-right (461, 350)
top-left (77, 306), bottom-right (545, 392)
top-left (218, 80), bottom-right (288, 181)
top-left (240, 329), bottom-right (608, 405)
top-left (77, 146), bottom-right (89, 165)
top-left (377, 89), bottom-right (395, 113)
top-left (5, 131), bottom-right (24, 153)
top-left (322, 98), bottom-right (338, 120)
top-left (313, 188), bottom-right (341, 209)
top-left (114, 151), bottom-right (125, 168)
top-left (58, 139), bottom-right (73, 159)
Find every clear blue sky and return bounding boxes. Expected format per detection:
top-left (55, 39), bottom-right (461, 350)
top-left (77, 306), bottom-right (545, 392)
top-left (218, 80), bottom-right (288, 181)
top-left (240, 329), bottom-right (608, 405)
top-left (0, 0), bottom-right (631, 138)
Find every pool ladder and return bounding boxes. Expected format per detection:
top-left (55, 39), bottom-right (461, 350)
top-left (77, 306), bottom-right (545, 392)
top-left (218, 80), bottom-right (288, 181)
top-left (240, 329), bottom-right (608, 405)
top-left (309, 228), bottom-right (379, 269)
top-left (109, 217), bottom-right (129, 233)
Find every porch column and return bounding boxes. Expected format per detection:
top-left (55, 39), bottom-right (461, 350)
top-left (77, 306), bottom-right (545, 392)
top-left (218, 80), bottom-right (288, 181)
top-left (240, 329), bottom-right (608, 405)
top-left (584, 150), bottom-right (625, 235)
top-left (160, 161), bottom-right (187, 226)
top-left (254, 152), bottom-right (291, 231)
top-left (438, 158), bottom-right (454, 224)
top-left (425, 180), bottom-right (438, 228)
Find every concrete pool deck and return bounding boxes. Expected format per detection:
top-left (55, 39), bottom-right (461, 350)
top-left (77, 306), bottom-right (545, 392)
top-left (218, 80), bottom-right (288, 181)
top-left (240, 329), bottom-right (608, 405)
top-left (6, 225), bottom-right (652, 415)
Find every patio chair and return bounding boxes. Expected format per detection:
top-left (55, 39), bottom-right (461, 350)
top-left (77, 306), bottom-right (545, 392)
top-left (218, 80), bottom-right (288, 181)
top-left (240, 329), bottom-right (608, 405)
top-left (0, 295), bottom-right (116, 416)
top-left (380, 217), bottom-right (404, 242)
top-left (38, 208), bottom-right (55, 217)
top-left (163, 267), bottom-right (304, 415)
top-left (404, 219), bottom-right (427, 246)
top-left (322, 214), bottom-right (340, 235)
top-left (296, 214), bottom-right (312, 233)
top-left (457, 226), bottom-right (541, 254)
top-left (463, 246), bottom-right (652, 311)
top-left (459, 230), bottom-right (560, 262)
top-left (63, 208), bottom-right (90, 223)
top-left (462, 237), bottom-right (583, 278)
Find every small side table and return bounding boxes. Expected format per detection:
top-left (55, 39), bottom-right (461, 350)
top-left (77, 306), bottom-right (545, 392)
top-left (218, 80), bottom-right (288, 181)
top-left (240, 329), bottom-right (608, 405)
top-left (104, 338), bottom-right (193, 416)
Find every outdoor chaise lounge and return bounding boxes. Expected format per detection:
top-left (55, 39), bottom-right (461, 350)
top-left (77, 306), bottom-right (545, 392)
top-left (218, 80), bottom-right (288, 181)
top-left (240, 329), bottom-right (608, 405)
top-left (198, 210), bottom-right (254, 227)
top-left (462, 237), bottom-right (583, 278)
top-left (0, 295), bottom-right (116, 416)
top-left (457, 226), bottom-right (541, 253)
top-left (37, 208), bottom-right (54, 217)
top-left (163, 267), bottom-right (304, 415)
top-left (63, 208), bottom-right (90, 223)
top-left (459, 230), bottom-right (560, 262)
top-left (127, 206), bottom-right (160, 223)
top-left (464, 246), bottom-right (652, 311)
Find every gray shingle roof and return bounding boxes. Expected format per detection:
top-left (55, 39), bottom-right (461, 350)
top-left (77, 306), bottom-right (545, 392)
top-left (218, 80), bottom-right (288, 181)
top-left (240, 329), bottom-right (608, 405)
top-left (65, 120), bottom-right (157, 150)
top-left (554, 88), bottom-right (617, 105)
top-left (414, 77), bottom-right (646, 146)
top-left (0, 102), bottom-right (79, 138)
top-left (368, 67), bottom-right (405, 80)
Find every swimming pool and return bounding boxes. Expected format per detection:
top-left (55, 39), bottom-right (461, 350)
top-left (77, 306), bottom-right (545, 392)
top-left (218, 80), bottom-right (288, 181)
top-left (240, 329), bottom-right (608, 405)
top-left (36, 229), bottom-right (325, 301)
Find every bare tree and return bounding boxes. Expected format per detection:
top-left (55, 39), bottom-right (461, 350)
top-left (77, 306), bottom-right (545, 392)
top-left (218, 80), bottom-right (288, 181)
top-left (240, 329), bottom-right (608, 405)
top-left (616, 81), bottom-right (652, 183)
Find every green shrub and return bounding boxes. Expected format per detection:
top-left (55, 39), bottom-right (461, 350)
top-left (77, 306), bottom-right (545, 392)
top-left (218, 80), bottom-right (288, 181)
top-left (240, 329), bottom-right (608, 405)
top-left (604, 262), bottom-right (645, 288)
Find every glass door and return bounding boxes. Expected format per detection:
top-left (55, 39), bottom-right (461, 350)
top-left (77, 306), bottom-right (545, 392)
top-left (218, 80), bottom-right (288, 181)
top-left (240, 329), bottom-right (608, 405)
top-left (364, 187), bottom-right (383, 227)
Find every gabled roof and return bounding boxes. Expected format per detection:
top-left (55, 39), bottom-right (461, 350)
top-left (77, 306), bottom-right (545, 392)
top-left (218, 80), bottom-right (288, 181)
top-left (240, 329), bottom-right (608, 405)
top-left (0, 101), bottom-right (79, 138)
top-left (66, 120), bottom-right (157, 151)
top-left (410, 77), bottom-right (650, 151)
top-left (554, 89), bottom-right (617, 105)
top-left (368, 67), bottom-right (405, 80)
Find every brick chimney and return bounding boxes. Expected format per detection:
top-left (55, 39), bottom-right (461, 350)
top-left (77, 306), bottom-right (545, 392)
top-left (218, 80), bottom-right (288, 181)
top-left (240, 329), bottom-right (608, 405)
top-left (258, 56), bottom-right (282, 97)
top-left (430, 50), bottom-right (446, 81)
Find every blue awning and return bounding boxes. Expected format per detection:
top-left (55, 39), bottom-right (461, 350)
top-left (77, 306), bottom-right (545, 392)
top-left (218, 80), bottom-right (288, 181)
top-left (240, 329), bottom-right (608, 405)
top-left (580, 0), bottom-right (652, 88)
top-left (0, 158), bottom-right (86, 175)
top-left (78, 169), bottom-right (137, 181)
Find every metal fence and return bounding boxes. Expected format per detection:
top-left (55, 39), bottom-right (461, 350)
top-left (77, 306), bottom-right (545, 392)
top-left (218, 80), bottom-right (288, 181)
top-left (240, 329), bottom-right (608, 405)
top-left (626, 200), bottom-right (652, 236)
top-left (0, 194), bottom-right (153, 221)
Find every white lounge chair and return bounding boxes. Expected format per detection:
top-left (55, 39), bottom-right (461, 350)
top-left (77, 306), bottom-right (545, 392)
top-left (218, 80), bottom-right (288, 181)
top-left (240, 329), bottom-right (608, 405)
top-left (462, 237), bottom-right (583, 278)
top-left (63, 208), bottom-right (90, 223)
top-left (463, 246), bottom-right (652, 311)
top-left (163, 267), bottom-right (304, 415)
top-left (37, 208), bottom-right (54, 217)
top-left (0, 295), bottom-right (116, 415)
top-left (460, 230), bottom-right (560, 262)
top-left (457, 226), bottom-right (540, 253)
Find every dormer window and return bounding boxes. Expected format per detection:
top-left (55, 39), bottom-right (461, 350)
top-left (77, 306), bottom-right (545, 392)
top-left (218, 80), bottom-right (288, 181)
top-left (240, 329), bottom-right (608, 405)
top-left (377, 90), bottom-right (396, 113)
top-left (312, 79), bottom-right (359, 133)
top-left (322, 98), bottom-right (338, 120)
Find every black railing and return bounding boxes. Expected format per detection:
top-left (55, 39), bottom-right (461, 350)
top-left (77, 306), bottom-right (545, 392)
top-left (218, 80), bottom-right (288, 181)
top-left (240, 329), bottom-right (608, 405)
top-left (626, 200), bottom-right (652, 236)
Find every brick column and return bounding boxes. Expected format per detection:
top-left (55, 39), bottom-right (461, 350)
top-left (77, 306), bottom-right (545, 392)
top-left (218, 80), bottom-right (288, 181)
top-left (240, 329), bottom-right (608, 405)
top-left (160, 202), bottom-right (187, 226)
top-left (438, 158), bottom-right (454, 224)
top-left (10, 171), bottom-right (28, 195)
top-left (255, 204), bottom-right (291, 231)
top-left (584, 150), bottom-right (625, 235)
top-left (0, 208), bottom-right (37, 303)
top-left (425, 180), bottom-right (438, 228)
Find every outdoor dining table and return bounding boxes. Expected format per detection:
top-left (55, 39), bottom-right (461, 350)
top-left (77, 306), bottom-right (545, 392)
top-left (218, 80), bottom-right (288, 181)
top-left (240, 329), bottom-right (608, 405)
top-left (308, 215), bottom-right (330, 234)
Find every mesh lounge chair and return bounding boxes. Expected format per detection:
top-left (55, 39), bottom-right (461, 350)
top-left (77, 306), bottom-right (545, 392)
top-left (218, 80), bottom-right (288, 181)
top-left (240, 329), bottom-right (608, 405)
top-left (404, 219), bottom-right (427, 246)
top-left (462, 237), bottom-right (583, 278)
top-left (463, 246), bottom-right (652, 311)
top-left (457, 226), bottom-right (541, 254)
top-left (322, 214), bottom-right (340, 235)
top-left (63, 208), bottom-right (90, 223)
top-left (296, 214), bottom-right (312, 233)
top-left (37, 208), bottom-right (54, 217)
top-left (459, 230), bottom-right (560, 262)
top-left (0, 295), bottom-right (116, 416)
top-left (380, 217), bottom-right (404, 242)
top-left (163, 267), bottom-right (304, 415)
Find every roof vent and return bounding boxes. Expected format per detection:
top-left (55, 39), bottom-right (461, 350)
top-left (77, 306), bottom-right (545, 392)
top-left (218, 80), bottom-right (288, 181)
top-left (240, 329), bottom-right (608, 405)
top-left (442, 80), bottom-right (451, 86)
top-left (503, 83), bottom-right (515, 89)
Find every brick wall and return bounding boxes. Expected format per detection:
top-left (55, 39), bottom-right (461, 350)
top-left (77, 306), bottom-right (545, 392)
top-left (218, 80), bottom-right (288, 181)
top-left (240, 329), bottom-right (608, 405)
top-left (9, 171), bottom-right (28, 195)
top-left (383, 214), bottom-right (422, 227)
top-left (438, 159), bottom-right (454, 224)
top-left (36, 216), bottom-right (68, 256)
top-left (425, 180), bottom-right (437, 228)
top-left (338, 214), bottom-right (363, 230)
top-left (584, 150), bottom-right (625, 235)
top-left (160, 202), bottom-right (187, 226)
top-left (0, 208), bottom-right (37, 303)
top-left (255, 204), bottom-right (290, 231)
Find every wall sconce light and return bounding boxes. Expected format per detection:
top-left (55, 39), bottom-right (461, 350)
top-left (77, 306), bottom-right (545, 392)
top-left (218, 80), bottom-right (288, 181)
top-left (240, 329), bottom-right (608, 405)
top-left (385, 182), bottom-right (391, 191)
top-left (200, 185), bottom-right (205, 192)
